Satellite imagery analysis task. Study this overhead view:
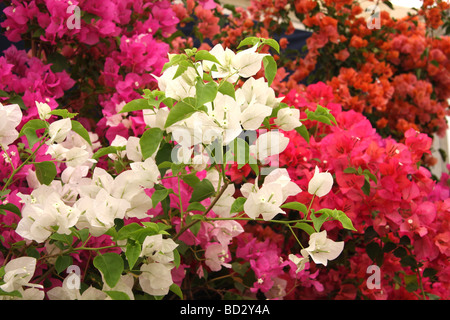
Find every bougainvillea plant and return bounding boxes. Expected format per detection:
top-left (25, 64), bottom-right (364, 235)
top-left (0, 37), bottom-right (359, 300)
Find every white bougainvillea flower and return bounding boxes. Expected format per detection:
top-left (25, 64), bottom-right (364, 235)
top-left (140, 234), bottom-right (178, 264)
top-left (0, 102), bottom-right (22, 148)
top-left (139, 262), bottom-right (174, 296)
top-left (264, 168), bottom-right (302, 201)
top-left (0, 257), bottom-right (43, 293)
top-left (308, 166), bottom-right (334, 197)
top-left (16, 185), bottom-right (81, 243)
top-left (64, 146), bottom-right (91, 167)
top-left (211, 184), bottom-right (236, 218)
top-left (47, 276), bottom-right (108, 300)
top-left (288, 253), bottom-right (309, 273)
top-left (243, 183), bottom-right (284, 220)
top-left (302, 230), bottom-right (344, 266)
top-left (48, 118), bottom-right (72, 144)
top-left (125, 136), bottom-right (142, 163)
top-left (249, 131), bottom-right (290, 162)
top-left (153, 63), bottom-right (201, 101)
top-left (239, 100), bottom-right (272, 131)
top-left (128, 156), bottom-right (160, 189)
top-left (203, 44), bottom-right (240, 83)
top-left (167, 111), bottom-right (222, 148)
top-left (36, 101), bottom-right (52, 120)
top-left (75, 188), bottom-right (130, 237)
top-left (232, 44), bottom-right (268, 78)
top-left (143, 107), bottom-right (169, 130)
top-left (242, 168), bottom-right (301, 221)
top-left (237, 77), bottom-right (283, 109)
top-left (274, 107), bottom-right (302, 131)
top-left (206, 92), bottom-right (242, 144)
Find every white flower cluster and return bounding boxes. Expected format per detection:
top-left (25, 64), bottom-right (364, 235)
top-left (150, 43), bottom-right (301, 168)
top-left (17, 153), bottom-right (160, 242)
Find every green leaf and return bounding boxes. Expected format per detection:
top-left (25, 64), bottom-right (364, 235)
top-left (125, 241), bottom-right (141, 270)
top-left (383, 0), bottom-right (394, 10)
top-left (8, 95), bottom-right (26, 110)
top-left (218, 80), bottom-right (236, 100)
top-left (189, 179), bottom-right (216, 203)
top-left (72, 228), bottom-right (90, 242)
top-left (383, 242), bottom-right (396, 253)
top-left (0, 288), bottom-right (22, 298)
top-left (366, 241), bottom-right (383, 266)
top-left (363, 169), bottom-right (378, 184)
top-left (162, 54), bottom-right (188, 72)
top-left (280, 202), bottom-right (308, 215)
top-left (26, 246), bottom-right (40, 259)
top-left (55, 255), bottom-right (73, 274)
top-left (129, 226), bottom-right (160, 243)
top-left (174, 62), bottom-right (191, 80)
top-left (117, 223), bottom-right (143, 241)
top-left (34, 161), bottom-right (57, 185)
top-left (195, 50), bottom-right (221, 65)
top-left (169, 283), bottom-right (183, 300)
top-left (362, 179), bottom-right (371, 196)
top-left (330, 209), bottom-right (357, 231)
top-left (47, 52), bottom-right (70, 73)
top-left (50, 233), bottom-right (74, 245)
top-left (310, 210), bottom-right (329, 232)
top-left (262, 39), bottom-right (280, 53)
top-left (19, 119), bottom-right (47, 147)
top-left (343, 167), bottom-right (358, 174)
top-left (119, 99), bottom-right (155, 113)
top-left (93, 253), bottom-right (124, 288)
top-left (295, 125), bottom-right (309, 143)
top-left (293, 222), bottom-right (315, 235)
top-left (186, 202), bottom-right (206, 212)
top-left (230, 197), bottom-right (246, 214)
top-left (305, 105), bottom-right (337, 126)
top-left (195, 80), bottom-right (218, 107)
top-left (151, 188), bottom-right (170, 208)
top-left (185, 214), bottom-right (203, 236)
top-left (19, 119), bottom-right (47, 137)
top-left (0, 203), bottom-right (21, 217)
top-left (423, 268), bottom-right (437, 279)
top-left (233, 138), bottom-right (251, 169)
top-left (140, 127), bottom-right (163, 160)
top-left (237, 37), bottom-right (260, 49)
top-left (164, 100), bottom-right (197, 128)
top-left (92, 146), bottom-right (125, 161)
top-left (105, 291), bottom-right (131, 300)
top-left (181, 173), bottom-right (201, 187)
top-left (71, 120), bottom-right (92, 145)
top-left (262, 55), bottom-right (277, 86)
top-left (173, 249), bottom-right (181, 268)
top-left (232, 261), bottom-right (250, 276)
top-left (48, 109), bottom-right (78, 118)
top-left (400, 256), bottom-right (417, 270)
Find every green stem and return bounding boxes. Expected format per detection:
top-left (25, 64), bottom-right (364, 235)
top-left (2, 138), bottom-right (47, 193)
top-left (307, 193), bottom-right (316, 217)
top-left (173, 181), bottom-right (230, 241)
top-left (178, 175), bottom-right (184, 228)
top-left (206, 216), bottom-right (313, 225)
top-left (287, 224), bottom-right (305, 249)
